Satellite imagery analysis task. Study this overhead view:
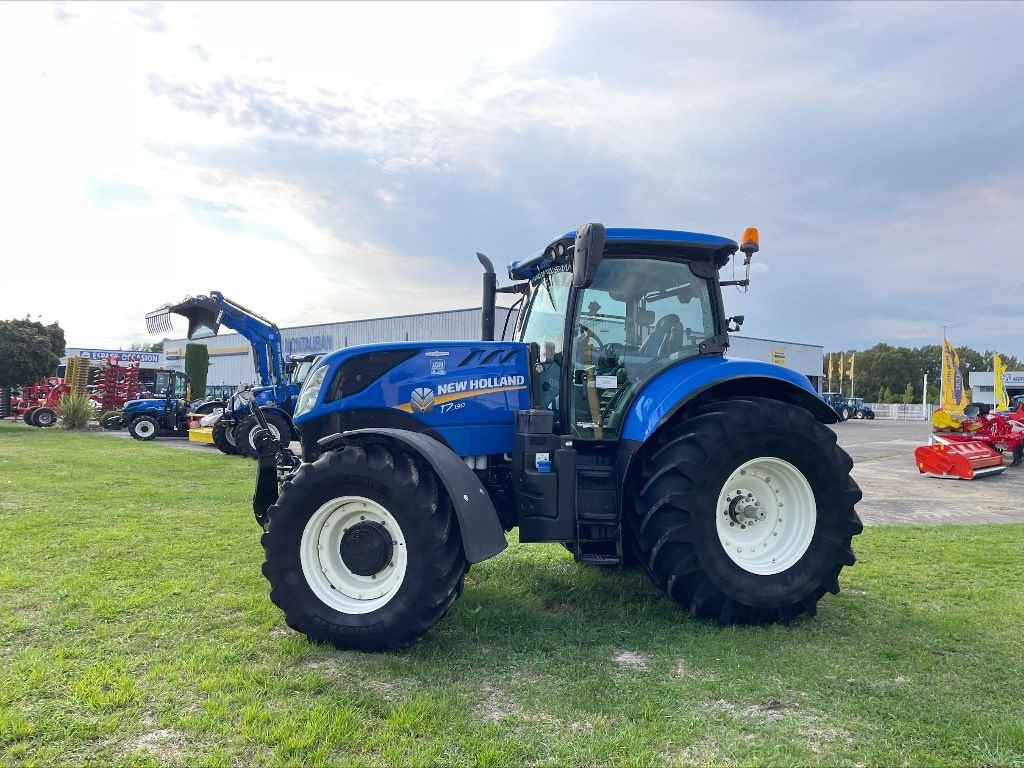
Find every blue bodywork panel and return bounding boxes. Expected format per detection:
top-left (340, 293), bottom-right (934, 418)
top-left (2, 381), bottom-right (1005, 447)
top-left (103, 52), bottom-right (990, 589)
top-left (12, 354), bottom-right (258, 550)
top-left (510, 228), bottom-right (739, 280)
top-left (295, 340), bottom-right (531, 457)
top-left (122, 398), bottom-right (166, 416)
top-left (620, 355), bottom-right (827, 442)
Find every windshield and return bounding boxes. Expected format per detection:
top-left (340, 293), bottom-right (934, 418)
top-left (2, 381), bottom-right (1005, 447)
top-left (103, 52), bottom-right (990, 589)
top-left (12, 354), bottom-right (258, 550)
top-left (516, 268), bottom-right (573, 419)
top-left (292, 360), bottom-right (316, 385)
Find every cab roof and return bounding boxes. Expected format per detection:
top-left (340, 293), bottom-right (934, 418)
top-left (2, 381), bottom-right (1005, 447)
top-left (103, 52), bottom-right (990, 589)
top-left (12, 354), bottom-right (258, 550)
top-left (509, 228), bottom-right (739, 281)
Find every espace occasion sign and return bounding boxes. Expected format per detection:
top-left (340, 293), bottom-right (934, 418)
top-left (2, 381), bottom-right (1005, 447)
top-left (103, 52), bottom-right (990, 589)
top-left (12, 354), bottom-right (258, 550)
top-left (73, 350), bottom-right (161, 364)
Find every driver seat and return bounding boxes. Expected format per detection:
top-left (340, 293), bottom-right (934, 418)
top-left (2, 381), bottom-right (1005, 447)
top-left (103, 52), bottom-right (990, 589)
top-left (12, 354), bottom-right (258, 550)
top-left (638, 314), bottom-right (686, 358)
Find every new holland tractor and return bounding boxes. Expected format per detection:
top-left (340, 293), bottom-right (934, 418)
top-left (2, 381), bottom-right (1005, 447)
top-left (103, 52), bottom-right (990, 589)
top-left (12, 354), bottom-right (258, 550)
top-left (244, 224), bottom-right (863, 652)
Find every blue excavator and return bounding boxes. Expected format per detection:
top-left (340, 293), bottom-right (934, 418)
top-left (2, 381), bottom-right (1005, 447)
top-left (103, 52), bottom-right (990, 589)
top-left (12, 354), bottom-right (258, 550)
top-left (145, 292), bottom-right (317, 456)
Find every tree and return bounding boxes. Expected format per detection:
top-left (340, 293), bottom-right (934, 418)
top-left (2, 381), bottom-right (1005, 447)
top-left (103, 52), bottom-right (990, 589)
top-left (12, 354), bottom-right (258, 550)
top-left (128, 340), bottom-right (165, 353)
top-left (902, 382), bottom-right (915, 405)
top-left (0, 318), bottom-right (66, 388)
top-left (184, 343), bottom-right (209, 399)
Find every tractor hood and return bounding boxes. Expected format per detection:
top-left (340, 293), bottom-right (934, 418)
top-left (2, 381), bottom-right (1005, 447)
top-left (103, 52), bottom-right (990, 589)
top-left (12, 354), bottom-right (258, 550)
top-left (123, 398), bottom-right (169, 413)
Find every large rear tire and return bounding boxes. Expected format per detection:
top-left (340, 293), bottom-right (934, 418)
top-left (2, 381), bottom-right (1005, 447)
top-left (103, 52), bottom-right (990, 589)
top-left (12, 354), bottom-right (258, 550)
top-left (838, 406), bottom-right (850, 421)
top-left (236, 411), bottom-right (290, 458)
top-left (33, 407), bottom-right (56, 428)
top-left (212, 419), bottom-right (240, 455)
top-left (261, 444), bottom-right (466, 651)
top-left (629, 397), bottom-right (862, 624)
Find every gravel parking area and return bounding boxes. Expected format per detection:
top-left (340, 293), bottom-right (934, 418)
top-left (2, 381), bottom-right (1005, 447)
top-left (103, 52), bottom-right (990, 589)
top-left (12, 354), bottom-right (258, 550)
top-left (834, 419), bottom-right (1024, 525)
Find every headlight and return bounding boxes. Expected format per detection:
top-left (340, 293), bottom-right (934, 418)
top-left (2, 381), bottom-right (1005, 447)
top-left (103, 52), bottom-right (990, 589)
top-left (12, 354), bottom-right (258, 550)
top-left (293, 364), bottom-right (328, 420)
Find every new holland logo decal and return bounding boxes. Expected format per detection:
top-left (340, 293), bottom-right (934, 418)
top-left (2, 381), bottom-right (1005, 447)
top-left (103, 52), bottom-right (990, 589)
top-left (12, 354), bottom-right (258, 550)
top-left (395, 376), bottom-right (527, 414)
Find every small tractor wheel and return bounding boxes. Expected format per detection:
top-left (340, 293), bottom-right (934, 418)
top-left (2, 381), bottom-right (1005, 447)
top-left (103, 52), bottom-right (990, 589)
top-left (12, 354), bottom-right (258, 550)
top-left (212, 419), bottom-right (240, 455)
top-left (33, 407), bottom-right (57, 428)
top-left (261, 443), bottom-right (466, 651)
top-left (129, 415), bottom-right (159, 441)
top-left (22, 407), bottom-right (38, 426)
top-left (236, 411), bottom-right (290, 458)
top-left (866, 411), bottom-right (875, 420)
top-left (629, 396), bottom-right (863, 624)
top-left (838, 406), bottom-right (850, 421)
top-left (854, 410), bottom-right (864, 419)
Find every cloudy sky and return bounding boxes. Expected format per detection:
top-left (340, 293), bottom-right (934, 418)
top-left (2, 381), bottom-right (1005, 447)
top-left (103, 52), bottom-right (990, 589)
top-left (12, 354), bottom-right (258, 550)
top-left (1, 1), bottom-right (1022, 354)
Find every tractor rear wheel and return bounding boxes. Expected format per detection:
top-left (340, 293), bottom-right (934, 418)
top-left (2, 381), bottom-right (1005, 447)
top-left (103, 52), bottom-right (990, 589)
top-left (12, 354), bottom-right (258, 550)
top-left (261, 443), bottom-right (466, 651)
top-left (33, 407), bottom-right (56, 428)
top-left (212, 419), bottom-right (239, 455)
top-left (129, 415), bottom-right (159, 441)
top-left (235, 411), bottom-right (290, 458)
top-left (629, 396), bottom-right (862, 624)
top-left (838, 406), bottom-right (850, 421)
top-left (22, 408), bottom-right (38, 426)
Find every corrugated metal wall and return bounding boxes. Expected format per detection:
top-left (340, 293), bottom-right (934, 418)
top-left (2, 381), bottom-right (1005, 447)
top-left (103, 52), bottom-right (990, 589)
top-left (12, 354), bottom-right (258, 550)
top-left (728, 336), bottom-right (823, 381)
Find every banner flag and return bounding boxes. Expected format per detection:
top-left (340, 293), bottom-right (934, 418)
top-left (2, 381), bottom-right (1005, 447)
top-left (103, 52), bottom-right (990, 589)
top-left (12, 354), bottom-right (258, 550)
top-left (940, 340), bottom-right (969, 411)
top-left (994, 354), bottom-right (1009, 411)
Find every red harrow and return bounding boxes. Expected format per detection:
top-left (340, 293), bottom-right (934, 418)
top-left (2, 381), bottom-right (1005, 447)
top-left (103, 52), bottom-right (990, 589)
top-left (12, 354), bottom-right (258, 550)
top-left (916, 407), bottom-right (1024, 480)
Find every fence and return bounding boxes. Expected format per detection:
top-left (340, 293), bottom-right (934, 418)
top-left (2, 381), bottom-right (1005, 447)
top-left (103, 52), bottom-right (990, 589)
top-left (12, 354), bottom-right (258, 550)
top-left (864, 403), bottom-right (928, 421)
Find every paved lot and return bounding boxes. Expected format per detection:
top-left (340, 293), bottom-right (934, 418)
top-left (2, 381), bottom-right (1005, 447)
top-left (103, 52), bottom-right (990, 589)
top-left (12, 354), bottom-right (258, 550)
top-left (833, 419), bottom-right (1024, 525)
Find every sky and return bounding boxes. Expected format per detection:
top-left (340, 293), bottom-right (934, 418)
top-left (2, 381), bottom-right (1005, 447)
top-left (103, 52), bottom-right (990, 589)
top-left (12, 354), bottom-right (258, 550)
top-left (1, 1), bottom-right (1022, 354)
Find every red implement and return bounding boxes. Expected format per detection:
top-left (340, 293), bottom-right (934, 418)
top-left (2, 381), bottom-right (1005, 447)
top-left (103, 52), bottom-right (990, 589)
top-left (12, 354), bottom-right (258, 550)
top-left (914, 439), bottom-right (1005, 480)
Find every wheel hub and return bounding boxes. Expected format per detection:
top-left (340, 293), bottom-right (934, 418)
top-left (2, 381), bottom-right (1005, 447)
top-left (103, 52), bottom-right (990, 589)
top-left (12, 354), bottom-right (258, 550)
top-left (726, 488), bottom-right (765, 528)
top-left (339, 522), bottom-right (394, 577)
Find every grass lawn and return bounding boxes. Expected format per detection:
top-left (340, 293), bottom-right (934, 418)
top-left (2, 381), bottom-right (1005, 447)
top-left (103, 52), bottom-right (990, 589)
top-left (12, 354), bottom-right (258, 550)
top-left (1, 421), bottom-right (1022, 767)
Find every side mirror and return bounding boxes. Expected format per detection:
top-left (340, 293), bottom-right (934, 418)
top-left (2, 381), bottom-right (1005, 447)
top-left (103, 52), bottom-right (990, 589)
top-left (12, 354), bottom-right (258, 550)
top-left (572, 223), bottom-right (606, 289)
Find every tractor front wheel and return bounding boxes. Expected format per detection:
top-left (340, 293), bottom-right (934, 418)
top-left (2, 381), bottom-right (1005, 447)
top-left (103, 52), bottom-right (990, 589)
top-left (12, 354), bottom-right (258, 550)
top-left (236, 411), bottom-right (291, 458)
top-left (129, 415), bottom-right (159, 441)
top-left (854, 410), bottom-right (864, 419)
top-left (22, 408), bottom-right (38, 426)
top-left (629, 397), bottom-right (862, 624)
top-left (261, 444), bottom-right (466, 651)
top-left (212, 419), bottom-right (240, 455)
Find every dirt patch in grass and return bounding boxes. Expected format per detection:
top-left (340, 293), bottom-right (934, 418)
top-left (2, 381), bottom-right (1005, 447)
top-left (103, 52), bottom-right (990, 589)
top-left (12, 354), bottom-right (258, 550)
top-left (613, 650), bottom-right (648, 670)
top-left (128, 727), bottom-right (191, 761)
top-left (477, 684), bottom-right (522, 722)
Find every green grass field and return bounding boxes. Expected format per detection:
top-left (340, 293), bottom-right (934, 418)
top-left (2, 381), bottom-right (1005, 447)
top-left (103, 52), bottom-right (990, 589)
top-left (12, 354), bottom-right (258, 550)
top-left (1, 421), bottom-right (1022, 767)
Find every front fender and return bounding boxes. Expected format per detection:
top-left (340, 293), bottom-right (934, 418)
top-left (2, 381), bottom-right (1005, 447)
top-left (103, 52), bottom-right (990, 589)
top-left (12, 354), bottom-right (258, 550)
top-left (620, 356), bottom-right (835, 443)
top-left (319, 428), bottom-right (508, 564)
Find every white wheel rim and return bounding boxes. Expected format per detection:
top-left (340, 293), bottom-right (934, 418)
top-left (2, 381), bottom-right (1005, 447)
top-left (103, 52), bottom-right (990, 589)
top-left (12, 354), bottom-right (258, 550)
top-left (135, 420), bottom-right (155, 437)
top-left (248, 423), bottom-right (280, 449)
top-left (299, 496), bottom-right (408, 614)
top-left (715, 457), bottom-right (816, 575)
top-left (37, 412), bottom-right (53, 426)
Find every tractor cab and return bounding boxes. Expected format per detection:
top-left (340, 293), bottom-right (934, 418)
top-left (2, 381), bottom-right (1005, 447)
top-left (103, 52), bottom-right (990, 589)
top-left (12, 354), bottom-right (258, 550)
top-left (510, 228), bottom-right (735, 440)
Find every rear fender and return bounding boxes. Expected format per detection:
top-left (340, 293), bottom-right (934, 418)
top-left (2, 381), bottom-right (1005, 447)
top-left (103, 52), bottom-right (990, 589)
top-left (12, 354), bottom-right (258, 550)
top-left (620, 357), bottom-right (837, 445)
top-left (319, 428), bottom-right (508, 564)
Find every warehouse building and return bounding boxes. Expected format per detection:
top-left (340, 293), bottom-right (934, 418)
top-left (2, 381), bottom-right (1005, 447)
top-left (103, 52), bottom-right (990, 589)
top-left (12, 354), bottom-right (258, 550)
top-left (968, 370), bottom-right (1024, 406)
top-left (159, 307), bottom-right (825, 392)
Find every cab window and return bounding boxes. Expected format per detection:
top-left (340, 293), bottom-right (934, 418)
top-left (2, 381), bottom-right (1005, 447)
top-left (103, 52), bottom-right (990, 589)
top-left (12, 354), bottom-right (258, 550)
top-left (516, 268), bottom-right (573, 427)
top-left (569, 258), bottom-right (716, 440)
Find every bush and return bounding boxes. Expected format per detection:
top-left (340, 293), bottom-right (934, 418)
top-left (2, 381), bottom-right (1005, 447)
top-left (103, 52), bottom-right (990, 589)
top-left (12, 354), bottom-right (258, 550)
top-left (185, 343), bottom-right (209, 400)
top-left (58, 392), bottom-right (95, 430)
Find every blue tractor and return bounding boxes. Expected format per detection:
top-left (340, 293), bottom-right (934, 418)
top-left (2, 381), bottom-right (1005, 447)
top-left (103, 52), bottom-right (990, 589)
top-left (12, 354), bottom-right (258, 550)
top-left (119, 369), bottom-right (194, 440)
top-left (246, 224), bottom-right (863, 651)
top-left (146, 293), bottom-right (318, 457)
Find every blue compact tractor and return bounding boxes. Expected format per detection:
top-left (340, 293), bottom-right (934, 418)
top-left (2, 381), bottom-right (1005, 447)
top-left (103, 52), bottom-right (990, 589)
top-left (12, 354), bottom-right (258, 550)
top-left (119, 369), bottom-right (193, 440)
top-left (247, 224), bottom-right (863, 651)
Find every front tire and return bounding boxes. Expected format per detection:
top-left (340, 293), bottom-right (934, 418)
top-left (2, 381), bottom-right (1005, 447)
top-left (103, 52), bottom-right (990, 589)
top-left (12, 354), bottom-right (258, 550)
top-left (236, 411), bottom-right (291, 458)
top-left (854, 410), bottom-right (864, 419)
top-left (629, 397), bottom-right (862, 624)
top-left (129, 415), bottom-right (159, 441)
top-left (212, 419), bottom-right (239, 455)
top-left (262, 444), bottom-right (466, 651)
